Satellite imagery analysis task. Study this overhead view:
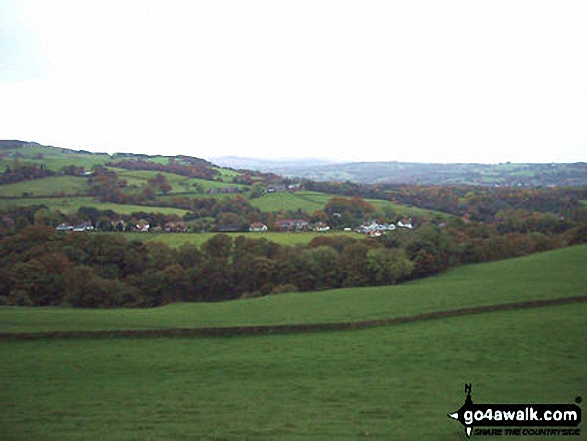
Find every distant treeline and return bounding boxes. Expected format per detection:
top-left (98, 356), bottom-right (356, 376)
top-left (105, 158), bottom-right (219, 180)
top-left (305, 181), bottom-right (587, 222)
top-left (1, 163), bottom-right (56, 185)
top-left (273, 161), bottom-right (587, 186)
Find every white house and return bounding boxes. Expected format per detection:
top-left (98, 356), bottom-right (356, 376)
top-left (249, 222), bottom-right (268, 232)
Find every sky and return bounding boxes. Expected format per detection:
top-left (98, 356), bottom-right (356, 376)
top-left (1, 0), bottom-right (586, 164)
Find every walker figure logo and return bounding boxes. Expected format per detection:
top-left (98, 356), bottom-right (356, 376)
top-left (448, 384), bottom-right (582, 437)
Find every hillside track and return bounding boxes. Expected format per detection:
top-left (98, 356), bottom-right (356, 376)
top-left (2, 294), bottom-right (586, 341)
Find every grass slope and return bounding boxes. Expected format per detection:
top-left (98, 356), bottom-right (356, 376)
top-left (1, 244), bottom-right (585, 334)
top-left (1, 146), bottom-right (111, 172)
top-left (1, 303), bottom-right (584, 440)
top-left (250, 191), bottom-right (447, 220)
top-left (0, 196), bottom-right (190, 215)
top-left (250, 191), bottom-right (332, 213)
top-left (113, 169), bottom-right (249, 194)
top-left (0, 176), bottom-right (91, 197)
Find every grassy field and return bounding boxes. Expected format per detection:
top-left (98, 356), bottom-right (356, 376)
top-left (1, 303), bottom-right (584, 440)
top-left (2, 244), bottom-right (585, 334)
top-left (0, 169), bottom-right (248, 199)
top-left (212, 166), bottom-right (242, 182)
top-left (0, 175), bottom-right (91, 197)
top-left (250, 191), bottom-right (447, 220)
top-left (113, 169), bottom-right (249, 194)
top-left (1, 146), bottom-right (110, 171)
top-left (0, 196), bottom-right (190, 216)
top-left (0, 178), bottom-right (442, 221)
top-left (249, 191), bottom-right (329, 213)
top-left (1, 150), bottom-right (445, 220)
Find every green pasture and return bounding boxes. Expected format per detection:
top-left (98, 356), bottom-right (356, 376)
top-left (0, 196), bottom-right (189, 216)
top-left (1, 146), bottom-right (110, 171)
top-left (134, 155), bottom-right (168, 164)
top-left (250, 191), bottom-right (446, 220)
top-left (212, 166), bottom-right (242, 182)
top-left (112, 169), bottom-right (249, 194)
top-left (1, 303), bottom-right (584, 440)
top-left (2, 244), bottom-right (585, 334)
top-left (0, 167), bottom-right (446, 222)
top-left (0, 175), bottom-right (91, 197)
top-left (249, 191), bottom-right (328, 213)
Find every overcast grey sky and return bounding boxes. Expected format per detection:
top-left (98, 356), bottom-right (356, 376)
top-left (1, 0), bottom-right (586, 163)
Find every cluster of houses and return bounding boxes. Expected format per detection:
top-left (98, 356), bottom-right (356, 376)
top-left (55, 218), bottom-right (414, 235)
top-left (207, 183), bottom-right (302, 195)
top-left (353, 219), bottom-right (413, 236)
top-left (264, 219), bottom-right (330, 233)
top-left (275, 219), bottom-right (309, 232)
top-left (265, 183), bottom-right (302, 193)
top-left (56, 222), bottom-right (94, 232)
top-left (248, 219), bottom-right (413, 234)
top-left (160, 221), bottom-right (189, 233)
top-left (55, 220), bottom-right (189, 233)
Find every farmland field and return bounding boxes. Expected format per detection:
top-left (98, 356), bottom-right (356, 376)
top-left (212, 166), bottom-right (242, 182)
top-left (1, 303), bottom-right (584, 440)
top-left (0, 175), bottom-right (91, 197)
top-left (0, 170), bottom-right (247, 200)
top-left (250, 190), bottom-right (447, 220)
top-left (0, 176), bottom-right (444, 221)
top-left (113, 169), bottom-right (249, 194)
top-left (0, 196), bottom-right (190, 215)
top-left (1, 244), bottom-right (585, 334)
top-left (249, 191), bottom-right (330, 213)
top-left (0, 146), bottom-right (110, 171)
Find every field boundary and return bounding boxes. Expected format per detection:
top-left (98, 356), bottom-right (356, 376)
top-left (2, 295), bottom-right (586, 341)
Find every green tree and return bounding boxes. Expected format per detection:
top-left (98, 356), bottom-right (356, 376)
top-left (366, 248), bottom-right (413, 285)
top-left (177, 243), bottom-right (203, 269)
top-left (34, 208), bottom-right (65, 227)
top-left (61, 266), bottom-right (139, 308)
top-left (202, 234), bottom-right (233, 261)
top-left (339, 242), bottom-right (369, 287)
top-left (405, 224), bottom-right (453, 277)
top-left (148, 173), bottom-right (172, 194)
top-left (302, 246), bottom-right (340, 290)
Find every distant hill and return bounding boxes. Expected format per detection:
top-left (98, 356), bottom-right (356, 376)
top-left (0, 140), bottom-right (216, 170)
top-left (210, 156), bottom-right (342, 170)
top-left (3, 142), bottom-right (585, 187)
top-left (222, 158), bottom-right (587, 187)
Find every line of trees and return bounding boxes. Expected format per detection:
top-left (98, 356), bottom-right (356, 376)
top-left (105, 158), bottom-right (219, 180)
top-left (305, 181), bottom-right (587, 222)
top-left (1, 163), bottom-right (55, 185)
top-left (1, 214), bottom-right (585, 307)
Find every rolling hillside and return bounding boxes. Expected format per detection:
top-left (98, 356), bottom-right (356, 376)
top-left (0, 140), bottom-right (447, 223)
top-left (217, 157), bottom-right (587, 186)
